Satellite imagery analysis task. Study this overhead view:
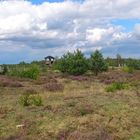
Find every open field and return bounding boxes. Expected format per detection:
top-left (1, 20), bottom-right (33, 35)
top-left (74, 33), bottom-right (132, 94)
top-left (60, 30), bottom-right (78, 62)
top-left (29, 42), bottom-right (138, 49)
top-left (0, 70), bottom-right (140, 140)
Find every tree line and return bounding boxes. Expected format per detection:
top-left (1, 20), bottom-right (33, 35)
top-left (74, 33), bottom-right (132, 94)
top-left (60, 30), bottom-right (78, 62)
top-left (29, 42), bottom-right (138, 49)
top-left (0, 50), bottom-right (140, 77)
top-left (54, 50), bottom-right (140, 75)
top-left (54, 50), bottom-right (108, 75)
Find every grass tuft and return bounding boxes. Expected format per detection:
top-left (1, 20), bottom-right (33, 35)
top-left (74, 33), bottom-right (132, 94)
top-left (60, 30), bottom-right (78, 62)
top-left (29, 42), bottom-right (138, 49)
top-left (105, 82), bottom-right (129, 92)
top-left (19, 94), bottom-right (43, 107)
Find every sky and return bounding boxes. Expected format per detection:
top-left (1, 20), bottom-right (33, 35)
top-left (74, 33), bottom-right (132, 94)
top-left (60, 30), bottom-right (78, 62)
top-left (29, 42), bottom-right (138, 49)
top-left (0, 0), bottom-right (140, 64)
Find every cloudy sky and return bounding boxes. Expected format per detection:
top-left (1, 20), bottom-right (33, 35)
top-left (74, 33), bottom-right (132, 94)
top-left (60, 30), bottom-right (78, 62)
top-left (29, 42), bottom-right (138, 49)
top-left (0, 0), bottom-right (140, 64)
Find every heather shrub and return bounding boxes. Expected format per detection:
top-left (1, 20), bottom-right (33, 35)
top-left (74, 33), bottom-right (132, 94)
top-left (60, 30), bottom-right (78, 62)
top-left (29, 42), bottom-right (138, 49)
top-left (25, 89), bottom-right (38, 95)
top-left (106, 82), bottom-right (129, 92)
top-left (70, 75), bottom-right (88, 81)
top-left (76, 105), bottom-right (93, 116)
top-left (0, 77), bottom-right (23, 87)
top-left (45, 81), bottom-right (64, 92)
top-left (0, 81), bottom-right (23, 87)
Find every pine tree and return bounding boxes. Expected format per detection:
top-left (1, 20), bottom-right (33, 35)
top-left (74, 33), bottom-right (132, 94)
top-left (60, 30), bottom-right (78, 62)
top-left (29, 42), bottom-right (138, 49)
top-left (90, 50), bottom-right (108, 75)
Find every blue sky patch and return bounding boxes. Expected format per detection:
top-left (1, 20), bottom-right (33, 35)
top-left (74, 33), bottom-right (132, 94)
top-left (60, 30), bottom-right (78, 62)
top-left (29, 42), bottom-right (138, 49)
top-left (29, 0), bottom-right (84, 4)
top-left (30, 0), bottom-right (64, 4)
top-left (112, 19), bottom-right (140, 32)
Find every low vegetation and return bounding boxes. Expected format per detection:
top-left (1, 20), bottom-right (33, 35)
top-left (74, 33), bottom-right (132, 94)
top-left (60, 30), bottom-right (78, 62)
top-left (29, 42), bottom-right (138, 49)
top-left (122, 66), bottom-right (134, 73)
top-left (7, 64), bottom-right (40, 80)
top-left (105, 82), bottom-right (129, 92)
top-left (19, 94), bottom-right (30, 106)
top-left (19, 94), bottom-right (43, 107)
top-left (0, 76), bottom-right (23, 87)
top-left (45, 81), bottom-right (64, 92)
top-left (0, 50), bottom-right (140, 140)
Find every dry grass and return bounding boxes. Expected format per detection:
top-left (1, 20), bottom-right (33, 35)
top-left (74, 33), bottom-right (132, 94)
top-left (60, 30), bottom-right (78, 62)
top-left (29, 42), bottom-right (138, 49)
top-left (0, 70), bottom-right (140, 140)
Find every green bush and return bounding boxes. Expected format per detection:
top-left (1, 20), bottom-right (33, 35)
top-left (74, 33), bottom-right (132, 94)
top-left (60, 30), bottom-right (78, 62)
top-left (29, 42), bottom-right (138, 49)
top-left (31, 61), bottom-right (48, 73)
top-left (19, 94), bottom-right (43, 107)
top-left (126, 59), bottom-right (140, 70)
top-left (57, 50), bottom-right (88, 75)
top-left (20, 65), bottom-right (40, 79)
top-left (19, 94), bottom-right (30, 106)
top-left (30, 95), bottom-right (43, 106)
top-left (106, 82), bottom-right (129, 92)
top-left (8, 64), bottom-right (40, 80)
top-left (122, 66), bottom-right (134, 73)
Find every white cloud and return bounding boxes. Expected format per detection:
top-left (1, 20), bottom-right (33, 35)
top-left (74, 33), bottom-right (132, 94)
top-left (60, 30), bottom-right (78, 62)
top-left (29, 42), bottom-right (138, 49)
top-left (86, 26), bottom-right (132, 47)
top-left (86, 28), bottom-right (113, 43)
top-left (134, 24), bottom-right (140, 36)
top-left (0, 0), bottom-right (140, 63)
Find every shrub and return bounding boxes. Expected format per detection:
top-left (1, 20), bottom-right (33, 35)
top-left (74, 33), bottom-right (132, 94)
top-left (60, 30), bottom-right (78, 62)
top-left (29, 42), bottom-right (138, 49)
top-left (30, 95), bottom-right (43, 106)
top-left (126, 59), bottom-right (140, 70)
top-left (106, 82), bottom-right (129, 92)
top-left (70, 75), bottom-right (88, 81)
top-left (19, 94), bottom-right (30, 106)
top-left (74, 104), bottom-right (94, 116)
top-left (122, 66), bottom-right (134, 73)
top-left (89, 50), bottom-right (108, 76)
top-left (31, 60), bottom-right (48, 72)
top-left (45, 82), bottom-right (64, 92)
top-left (8, 64), bottom-right (40, 80)
top-left (19, 65), bottom-right (40, 79)
top-left (57, 50), bottom-right (88, 75)
top-left (0, 76), bottom-right (23, 87)
top-left (19, 94), bottom-right (43, 107)
top-left (25, 89), bottom-right (38, 95)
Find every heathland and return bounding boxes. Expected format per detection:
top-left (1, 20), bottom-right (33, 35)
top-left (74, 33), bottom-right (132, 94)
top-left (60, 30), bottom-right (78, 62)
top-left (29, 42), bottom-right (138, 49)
top-left (0, 50), bottom-right (140, 140)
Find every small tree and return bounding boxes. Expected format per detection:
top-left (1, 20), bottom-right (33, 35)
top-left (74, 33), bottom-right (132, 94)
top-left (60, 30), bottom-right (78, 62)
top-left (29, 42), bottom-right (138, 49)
top-left (57, 50), bottom-right (88, 75)
top-left (69, 50), bottom-right (88, 75)
top-left (3, 65), bottom-right (8, 75)
top-left (89, 50), bottom-right (108, 75)
top-left (116, 54), bottom-right (124, 67)
top-left (0, 65), bottom-right (8, 75)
